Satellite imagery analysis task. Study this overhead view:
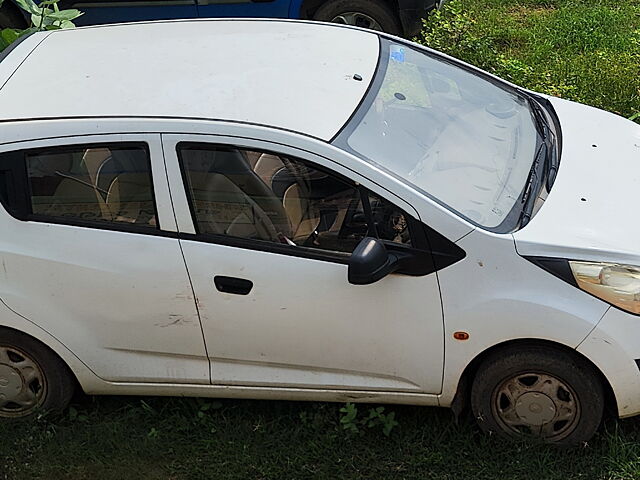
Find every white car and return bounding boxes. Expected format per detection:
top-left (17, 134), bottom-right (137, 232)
top-left (0, 19), bottom-right (638, 446)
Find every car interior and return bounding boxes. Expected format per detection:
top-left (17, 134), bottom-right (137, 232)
top-left (179, 145), bottom-right (412, 254)
top-left (26, 146), bottom-right (157, 228)
top-left (17, 143), bottom-right (411, 255)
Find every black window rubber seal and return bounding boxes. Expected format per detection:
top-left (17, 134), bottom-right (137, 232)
top-left (0, 33), bottom-right (34, 65)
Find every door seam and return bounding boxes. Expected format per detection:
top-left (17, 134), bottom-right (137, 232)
top-left (159, 133), bottom-right (211, 383)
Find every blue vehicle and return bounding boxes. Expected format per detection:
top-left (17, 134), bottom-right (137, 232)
top-left (0, 0), bottom-right (437, 37)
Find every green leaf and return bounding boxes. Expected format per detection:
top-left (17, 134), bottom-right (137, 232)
top-left (14, 0), bottom-right (41, 15)
top-left (18, 27), bottom-right (38, 36)
top-left (0, 28), bottom-right (19, 44)
top-left (58, 20), bottom-right (76, 29)
top-left (46, 9), bottom-right (83, 21)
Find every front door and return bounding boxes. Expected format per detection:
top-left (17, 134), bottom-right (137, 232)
top-left (163, 135), bottom-right (444, 393)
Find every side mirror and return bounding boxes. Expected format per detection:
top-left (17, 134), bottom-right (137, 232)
top-left (348, 237), bottom-right (403, 285)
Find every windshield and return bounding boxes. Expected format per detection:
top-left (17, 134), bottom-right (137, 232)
top-left (336, 39), bottom-right (539, 231)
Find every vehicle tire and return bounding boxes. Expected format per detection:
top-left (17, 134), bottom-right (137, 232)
top-left (470, 344), bottom-right (604, 445)
top-left (313, 0), bottom-right (401, 36)
top-left (0, 328), bottom-right (74, 418)
top-left (0, 3), bottom-right (27, 29)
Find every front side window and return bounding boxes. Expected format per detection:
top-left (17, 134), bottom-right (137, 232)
top-left (0, 143), bottom-right (157, 230)
top-left (178, 144), bottom-right (413, 256)
top-left (337, 39), bottom-right (539, 231)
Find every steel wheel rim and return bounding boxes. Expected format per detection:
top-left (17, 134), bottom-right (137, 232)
top-left (491, 372), bottom-right (581, 441)
top-left (0, 345), bottom-right (46, 417)
top-left (330, 12), bottom-right (383, 31)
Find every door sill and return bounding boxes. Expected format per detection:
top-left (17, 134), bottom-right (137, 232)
top-left (88, 381), bottom-right (441, 407)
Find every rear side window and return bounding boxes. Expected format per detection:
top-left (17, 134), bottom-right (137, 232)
top-left (0, 143), bottom-right (157, 231)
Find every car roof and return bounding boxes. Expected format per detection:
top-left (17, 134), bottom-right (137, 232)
top-left (0, 19), bottom-right (381, 141)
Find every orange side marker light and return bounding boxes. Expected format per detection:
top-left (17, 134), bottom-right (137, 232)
top-left (453, 331), bottom-right (470, 341)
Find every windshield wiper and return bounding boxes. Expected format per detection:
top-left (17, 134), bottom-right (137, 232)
top-left (519, 142), bottom-right (546, 228)
top-left (528, 96), bottom-right (559, 190)
top-left (518, 96), bottom-right (560, 228)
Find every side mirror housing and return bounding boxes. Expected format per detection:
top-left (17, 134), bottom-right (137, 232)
top-left (348, 237), bottom-right (401, 285)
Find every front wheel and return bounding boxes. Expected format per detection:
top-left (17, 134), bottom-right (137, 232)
top-left (313, 0), bottom-right (402, 36)
top-left (470, 345), bottom-right (604, 445)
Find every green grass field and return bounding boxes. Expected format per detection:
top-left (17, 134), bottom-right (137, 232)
top-left (2, 1), bottom-right (640, 478)
top-left (2, 395), bottom-right (640, 479)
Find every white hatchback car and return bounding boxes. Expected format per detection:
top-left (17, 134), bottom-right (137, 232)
top-left (0, 19), bottom-right (639, 446)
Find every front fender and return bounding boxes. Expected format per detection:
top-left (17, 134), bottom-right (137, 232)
top-left (437, 229), bottom-right (609, 405)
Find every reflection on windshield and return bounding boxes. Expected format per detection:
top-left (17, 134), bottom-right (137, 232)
top-left (342, 41), bottom-right (538, 230)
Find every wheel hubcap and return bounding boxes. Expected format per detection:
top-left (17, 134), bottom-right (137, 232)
top-left (493, 373), bottom-right (580, 440)
top-left (330, 12), bottom-right (383, 31)
top-left (0, 346), bottom-right (46, 417)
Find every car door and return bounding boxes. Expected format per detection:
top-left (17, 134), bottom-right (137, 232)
top-left (0, 134), bottom-right (209, 384)
top-left (65, 0), bottom-right (199, 26)
top-left (195, 0), bottom-right (291, 19)
top-left (162, 134), bottom-right (445, 393)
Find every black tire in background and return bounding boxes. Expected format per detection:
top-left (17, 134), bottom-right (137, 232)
top-left (0, 2), bottom-right (27, 29)
top-left (313, 0), bottom-right (402, 36)
top-left (0, 328), bottom-right (75, 418)
top-left (470, 344), bottom-right (605, 446)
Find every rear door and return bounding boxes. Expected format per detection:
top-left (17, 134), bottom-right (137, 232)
top-left (0, 134), bottom-right (209, 384)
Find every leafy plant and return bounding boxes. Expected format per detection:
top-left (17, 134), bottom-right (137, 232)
top-left (0, 0), bottom-right (82, 51)
top-left (418, 0), bottom-right (640, 120)
top-left (339, 403), bottom-right (399, 437)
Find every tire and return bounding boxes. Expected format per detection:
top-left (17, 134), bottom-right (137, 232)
top-left (313, 0), bottom-right (402, 36)
top-left (0, 328), bottom-right (74, 418)
top-left (470, 344), bottom-right (604, 446)
top-left (0, 3), bottom-right (27, 29)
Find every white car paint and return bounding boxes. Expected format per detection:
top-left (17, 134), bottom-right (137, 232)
top-left (0, 20), bottom-right (379, 141)
top-left (0, 20), bottom-right (639, 430)
top-left (514, 97), bottom-right (640, 263)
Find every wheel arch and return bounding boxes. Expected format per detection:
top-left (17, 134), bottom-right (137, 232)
top-left (0, 308), bottom-right (104, 394)
top-left (300, 0), bottom-right (400, 20)
top-left (449, 338), bottom-right (618, 420)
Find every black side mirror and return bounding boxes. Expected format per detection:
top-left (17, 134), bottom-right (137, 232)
top-left (348, 237), bottom-right (403, 285)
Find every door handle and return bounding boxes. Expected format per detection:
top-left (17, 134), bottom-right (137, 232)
top-left (214, 276), bottom-right (253, 295)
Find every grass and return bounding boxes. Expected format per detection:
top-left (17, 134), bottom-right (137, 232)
top-left (418, 0), bottom-right (640, 120)
top-left (3, 394), bottom-right (640, 480)
top-left (2, 1), bottom-right (640, 478)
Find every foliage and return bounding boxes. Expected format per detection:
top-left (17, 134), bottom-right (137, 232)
top-left (418, 0), bottom-right (640, 122)
top-left (339, 402), bottom-right (399, 437)
top-left (0, 0), bottom-right (82, 52)
top-left (4, 396), bottom-right (640, 479)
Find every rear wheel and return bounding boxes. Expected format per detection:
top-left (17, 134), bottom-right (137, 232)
top-left (0, 3), bottom-right (27, 29)
top-left (313, 0), bottom-right (401, 36)
top-left (0, 329), bottom-right (74, 418)
top-left (470, 345), bottom-right (604, 445)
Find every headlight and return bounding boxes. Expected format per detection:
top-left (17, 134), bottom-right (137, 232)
top-left (570, 261), bottom-right (640, 314)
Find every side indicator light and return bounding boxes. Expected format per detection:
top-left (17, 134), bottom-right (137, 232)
top-left (453, 332), bottom-right (470, 341)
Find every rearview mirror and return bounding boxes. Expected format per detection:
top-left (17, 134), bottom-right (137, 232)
top-left (348, 237), bottom-right (403, 285)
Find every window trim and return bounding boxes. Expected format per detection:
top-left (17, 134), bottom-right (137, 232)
top-left (0, 141), bottom-right (172, 237)
top-left (175, 141), bottom-right (433, 265)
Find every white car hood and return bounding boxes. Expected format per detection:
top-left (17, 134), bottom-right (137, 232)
top-left (513, 97), bottom-right (640, 264)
